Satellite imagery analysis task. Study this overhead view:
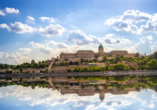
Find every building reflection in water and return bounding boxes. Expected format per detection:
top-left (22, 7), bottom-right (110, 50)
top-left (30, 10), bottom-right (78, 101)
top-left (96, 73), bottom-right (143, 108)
top-left (1, 76), bottom-right (156, 102)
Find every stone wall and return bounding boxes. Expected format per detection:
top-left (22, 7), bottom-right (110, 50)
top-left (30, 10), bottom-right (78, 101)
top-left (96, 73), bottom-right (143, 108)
top-left (52, 66), bottom-right (68, 73)
top-left (78, 64), bottom-right (89, 68)
top-left (0, 68), bottom-right (48, 74)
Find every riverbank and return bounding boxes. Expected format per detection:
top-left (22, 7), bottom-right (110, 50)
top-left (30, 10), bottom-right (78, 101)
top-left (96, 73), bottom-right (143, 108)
top-left (0, 71), bottom-right (157, 78)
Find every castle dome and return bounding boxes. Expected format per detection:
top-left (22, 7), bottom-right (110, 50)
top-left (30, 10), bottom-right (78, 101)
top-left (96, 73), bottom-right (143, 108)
top-left (100, 97), bottom-right (104, 101)
top-left (99, 44), bottom-right (103, 48)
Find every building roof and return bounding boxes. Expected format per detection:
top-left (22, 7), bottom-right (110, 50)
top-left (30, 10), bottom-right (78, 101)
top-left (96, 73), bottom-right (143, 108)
top-left (128, 53), bottom-right (136, 55)
top-left (60, 53), bottom-right (75, 55)
top-left (77, 50), bottom-right (94, 52)
top-left (111, 50), bottom-right (128, 52)
top-left (99, 44), bottom-right (103, 48)
top-left (100, 97), bottom-right (104, 101)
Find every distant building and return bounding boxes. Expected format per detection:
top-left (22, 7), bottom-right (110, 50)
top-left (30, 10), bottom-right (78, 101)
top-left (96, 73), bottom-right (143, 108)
top-left (31, 60), bottom-right (35, 64)
top-left (31, 85), bottom-right (35, 89)
top-left (60, 44), bottom-right (140, 60)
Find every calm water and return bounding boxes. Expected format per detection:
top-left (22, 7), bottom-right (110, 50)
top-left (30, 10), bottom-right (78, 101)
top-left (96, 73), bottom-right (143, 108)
top-left (0, 85), bottom-right (156, 110)
top-left (0, 76), bottom-right (157, 110)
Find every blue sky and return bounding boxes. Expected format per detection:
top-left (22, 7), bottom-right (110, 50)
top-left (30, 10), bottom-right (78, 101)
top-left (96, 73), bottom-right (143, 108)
top-left (1, 0), bottom-right (157, 64)
top-left (0, 86), bottom-right (157, 110)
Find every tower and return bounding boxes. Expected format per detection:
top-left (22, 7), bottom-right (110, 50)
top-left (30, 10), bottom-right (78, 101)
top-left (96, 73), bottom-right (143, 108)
top-left (31, 59), bottom-right (35, 64)
top-left (98, 44), bottom-right (104, 53)
top-left (99, 91), bottom-right (105, 102)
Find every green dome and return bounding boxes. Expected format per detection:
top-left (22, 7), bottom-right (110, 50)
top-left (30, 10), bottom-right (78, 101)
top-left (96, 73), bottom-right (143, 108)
top-left (99, 44), bottom-right (103, 48)
top-left (100, 97), bottom-right (104, 101)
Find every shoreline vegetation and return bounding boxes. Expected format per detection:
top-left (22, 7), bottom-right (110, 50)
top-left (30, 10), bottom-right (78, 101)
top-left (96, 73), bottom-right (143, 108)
top-left (1, 54), bottom-right (157, 74)
top-left (0, 75), bottom-right (157, 92)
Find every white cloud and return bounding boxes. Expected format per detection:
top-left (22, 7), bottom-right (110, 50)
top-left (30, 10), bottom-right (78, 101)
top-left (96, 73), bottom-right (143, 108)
top-left (105, 10), bottom-right (157, 34)
top-left (5, 7), bottom-right (19, 14)
top-left (2, 86), bottom-right (157, 110)
top-left (67, 30), bottom-right (130, 45)
top-left (39, 24), bottom-right (65, 37)
top-left (29, 41), bottom-right (55, 55)
top-left (146, 35), bottom-right (153, 40)
top-left (71, 25), bottom-right (77, 29)
top-left (123, 46), bottom-right (137, 53)
top-left (39, 17), bottom-right (56, 23)
top-left (0, 23), bottom-right (11, 31)
top-left (140, 21), bottom-right (157, 33)
top-left (105, 33), bottom-right (115, 37)
top-left (27, 40), bottom-right (87, 57)
top-left (18, 48), bottom-right (31, 52)
top-left (26, 16), bottom-right (35, 24)
top-left (48, 40), bottom-right (70, 48)
top-left (27, 16), bottom-right (35, 21)
top-left (0, 52), bottom-right (30, 64)
top-left (11, 22), bottom-right (36, 33)
top-left (0, 10), bottom-right (5, 16)
top-left (123, 35), bottom-right (155, 54)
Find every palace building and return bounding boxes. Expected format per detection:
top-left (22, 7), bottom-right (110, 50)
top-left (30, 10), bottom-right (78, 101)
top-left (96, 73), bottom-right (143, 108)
top-left (60, 44), bottom-right (140, 60)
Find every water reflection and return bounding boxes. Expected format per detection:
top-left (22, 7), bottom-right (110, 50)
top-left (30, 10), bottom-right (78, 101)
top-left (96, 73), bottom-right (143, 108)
top-left (0, 76), bottom-right (157, 110)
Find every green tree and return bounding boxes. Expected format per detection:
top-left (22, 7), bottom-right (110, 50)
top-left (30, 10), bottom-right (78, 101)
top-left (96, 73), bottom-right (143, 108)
top-left (67, 68), bottom-right (72, 72)
top-left (74, 61), bottom-right (79, 65)
top-left (110, 58), bottom-right (114, 63)
top-left (69, 61), bottom-right (73, 65)
top-left (64, 58), bottom-right (68, 61)
top-left (82, 67), bottom-right (89, 72)
top-left (19, 68), bottom-right (23, 73)
top-left (103, 55), bottom-right (108, 62)
top-left (60, 61), bottom-right (65, 66)
top-left (131, 66), bottom-right (136, 71)
top-left (124, 66), bottom-right (130, 71)
top-left (141, 56), bottom-right (145, 60)
top-left (146, 59), bottom-right (157, 70)
top-left (154, 52), bottom-right (157, 59)
top-left (0, 65), bottom-right (4, 70)
top-left (81, 58), bottom-right (84, 63)
top-left (115, 56), bottom-right (122, 63)
top-left (73, 67), bottom-right (82, 72)
top-left (109, 67), bottom-right (114, 71)
top-left (135, 53), bottom-right (140, 57)
top-left (105, 66), bottom-right (109, 71)
top-left (113, 63), bottom-right (128, 71)
top-left (148, 55), bottom-right (154, 60)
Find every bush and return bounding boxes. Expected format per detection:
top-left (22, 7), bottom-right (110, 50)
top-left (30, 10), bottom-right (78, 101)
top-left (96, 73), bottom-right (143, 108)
top-left (64, 58), bottom-right (68, 61)
top-left (124, 66), bottom-right (130, 71)
top-left (73, 67), bottom-right (82, 72)
top-left (82, 67), bottom-right (89, 72)
top-left (74, 61), bottom-right (79, 65)
top-left (131, 66), bottom-right (136, 71)
top-left (105, 66), bottom-right (109, 71)
top-left (67, 68), bottom-right (73, 72)
top-left (113, 63), bottom-right (129, 71)
top-left (60, 61), bottom-right (65, 66)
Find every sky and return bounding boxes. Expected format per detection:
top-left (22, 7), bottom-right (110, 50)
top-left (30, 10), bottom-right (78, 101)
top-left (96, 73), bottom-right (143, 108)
top-left (1, 0), bottom-right (157, 64)
top-left (0, 86), bottom-right (157, 110)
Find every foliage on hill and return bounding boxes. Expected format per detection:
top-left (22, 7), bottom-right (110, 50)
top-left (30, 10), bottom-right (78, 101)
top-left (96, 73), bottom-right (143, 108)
top-left (0, 62), bottom-right (48, 70)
